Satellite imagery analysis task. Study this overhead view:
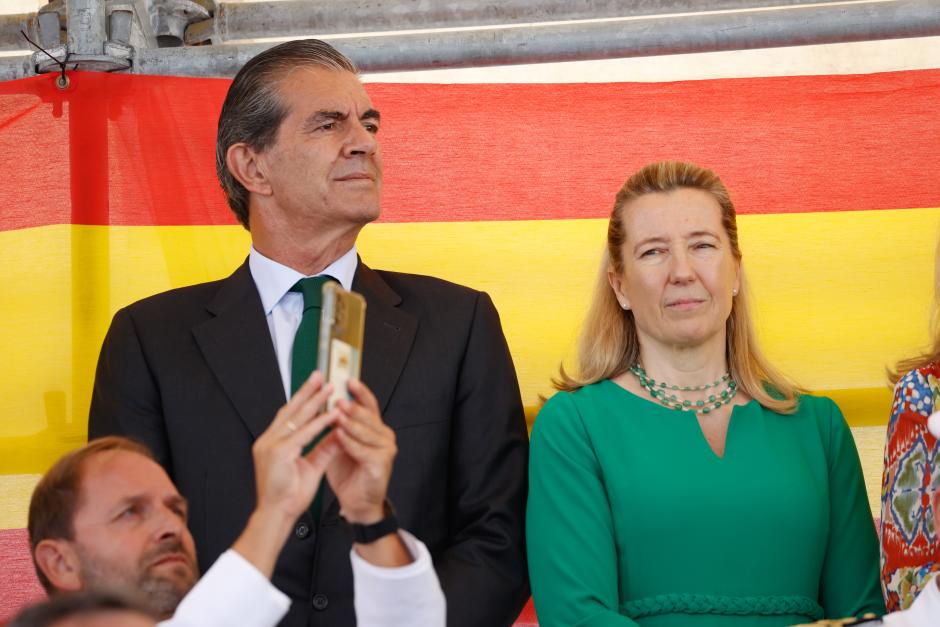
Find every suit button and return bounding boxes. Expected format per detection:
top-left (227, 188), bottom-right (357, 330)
top-left (312, 594), bottom-right (328, 611)
top-left (294, 522), bottom-right (310, 539)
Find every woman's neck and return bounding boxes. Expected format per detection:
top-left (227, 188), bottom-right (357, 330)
top-left (636, 332), bottom-right (728, 389)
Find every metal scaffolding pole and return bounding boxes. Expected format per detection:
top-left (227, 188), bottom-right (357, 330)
top-left (68, 0), bottom-right (107, 55)
top-left (136, 0), bottom-right (940, 77)
top-left (1, 0), bottom-right (939, 81)
top-left (0, 0), bottom-right (184, 52)
top-left (0, 0), bottom-right (905, 52)
top-left (0, 13), bottom-right (38, 52)
top-left (1, 56), bottom-right (31, 80)
top-left (186, 0), bottom-right (851, 45)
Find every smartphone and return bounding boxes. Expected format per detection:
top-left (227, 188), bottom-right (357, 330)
top-left (317, 282), bottom-right (366, 411)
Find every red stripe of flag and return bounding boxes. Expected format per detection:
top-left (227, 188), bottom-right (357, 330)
top-left (0, 528), bottom-right (44, 621)
top-left (1, 69), bottom-right (939, 232)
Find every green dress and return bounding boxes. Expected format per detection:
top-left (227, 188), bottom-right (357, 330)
top-left (526, 380), bottom-right (886, 626)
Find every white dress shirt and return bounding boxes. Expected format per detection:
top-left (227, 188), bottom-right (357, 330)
top-left (248, 245), bottom-right (358, 401)
top-left (160, 549), bottom-right (290, 627)
top-left (157, 534), bottom-right (445, 627)
top-left (351, 530), bottom-right (446, 627)
top-left (882, 575), bottom-right (939, 626)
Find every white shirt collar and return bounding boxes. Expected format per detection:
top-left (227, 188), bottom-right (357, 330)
top-left (248, 244), bottom-right (358, 314)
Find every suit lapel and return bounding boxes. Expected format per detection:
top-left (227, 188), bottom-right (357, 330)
top-left (353, 262), bottom-right (417, 414)
top-left (193, 261), bottom-right (286, 440)
top-left (322, 261), bottom-right (417, 517)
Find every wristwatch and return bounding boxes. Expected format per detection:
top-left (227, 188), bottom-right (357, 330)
top-left (340, 499), bottom-right (399, 544)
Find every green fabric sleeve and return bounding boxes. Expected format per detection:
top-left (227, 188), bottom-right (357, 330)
top-left (526, 392), bottom-right (639, 627)
top-left (816, 396), bottom-right (888, 618)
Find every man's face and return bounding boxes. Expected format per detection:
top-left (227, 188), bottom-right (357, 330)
top-left (69, 451), bottom-right (198, 618)
top-left (254, 66), bottom-right (383, 232)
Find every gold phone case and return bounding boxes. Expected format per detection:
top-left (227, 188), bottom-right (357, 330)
top-left (317, 282), bottom-right (366, 410)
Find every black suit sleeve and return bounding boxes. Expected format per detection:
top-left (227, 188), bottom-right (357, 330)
top-left (88, 307), bottom-right (172, 470)
top-left (436, 292), bottom-right (530, 627)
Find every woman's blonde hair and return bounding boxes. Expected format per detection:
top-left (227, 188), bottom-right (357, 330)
top-left (888, 235), bottom-right (940, 384)
top-left (555, 160), bottom-right (799, 413)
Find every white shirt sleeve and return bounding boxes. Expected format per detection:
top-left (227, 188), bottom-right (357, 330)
top-left (158, 549), bottom-right (291, 627)
top-left (351, 529), bottom-right (446, 627)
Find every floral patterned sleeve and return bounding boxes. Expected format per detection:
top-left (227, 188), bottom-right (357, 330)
top-left (880, 364), bottom-right (940, 611)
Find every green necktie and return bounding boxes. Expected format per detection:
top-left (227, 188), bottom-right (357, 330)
top-left (289, 275), bottom-right (336, 521)
top-left (289, 275), bottom-right (336, 396)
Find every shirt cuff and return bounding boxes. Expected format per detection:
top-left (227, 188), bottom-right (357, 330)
top-left (350, 529), bottom-right (446, 627)
top-left (164, 549), bottom-right (290, 627)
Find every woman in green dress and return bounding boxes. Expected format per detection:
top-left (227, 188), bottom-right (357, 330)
top-left (527, 161), bottom-right (885, 626)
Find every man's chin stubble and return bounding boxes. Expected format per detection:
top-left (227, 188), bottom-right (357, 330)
top-left (139, 569), bottom-right (196, 619)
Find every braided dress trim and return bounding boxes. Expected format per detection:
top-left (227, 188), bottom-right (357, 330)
top-left (622, 593), bottom-right (824, 620)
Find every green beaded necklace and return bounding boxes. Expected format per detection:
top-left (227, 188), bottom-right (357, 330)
top-left (629, 363), bottom-right (738, 414)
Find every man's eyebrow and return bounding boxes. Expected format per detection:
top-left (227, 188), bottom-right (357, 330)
top-left (302, 109), bottom-right (380, 131)
top-left (166, 494), bottom-right (188, 512)
top-left (107, 494), bottom-right (145, 517)
top-left (302, 110), bottom-right (347, 130)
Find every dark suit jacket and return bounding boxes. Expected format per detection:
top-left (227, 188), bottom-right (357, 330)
top-left (88, 260), bottom-right (530, 627)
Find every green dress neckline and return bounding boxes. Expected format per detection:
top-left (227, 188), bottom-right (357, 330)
top-left (600, 378), bottom-right (759, 460)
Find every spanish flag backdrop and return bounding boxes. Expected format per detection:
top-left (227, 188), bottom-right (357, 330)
top-left (2, 68), bottom-right (940, 617)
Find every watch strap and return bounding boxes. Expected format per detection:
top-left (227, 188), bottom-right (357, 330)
top-left (340, 499), bottom-right (399, 544)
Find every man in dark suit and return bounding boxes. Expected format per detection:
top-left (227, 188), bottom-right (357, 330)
top-left (88, 39), bottom-right (529, 627)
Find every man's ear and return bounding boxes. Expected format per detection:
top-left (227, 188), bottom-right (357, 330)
top-left (34, 539), bottom-right (83, 592)
top-left (226, 143), bottom-right (273, 197)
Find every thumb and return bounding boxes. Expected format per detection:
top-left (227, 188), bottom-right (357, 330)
top-left (304, 436), bottom-right (340, 477)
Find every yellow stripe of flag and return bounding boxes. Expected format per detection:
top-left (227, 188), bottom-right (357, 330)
top-left (1, 207), bottom-right (937, 474)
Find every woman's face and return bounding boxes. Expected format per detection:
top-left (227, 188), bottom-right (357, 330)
top-left (609, 188), bottom-right (740, 352)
